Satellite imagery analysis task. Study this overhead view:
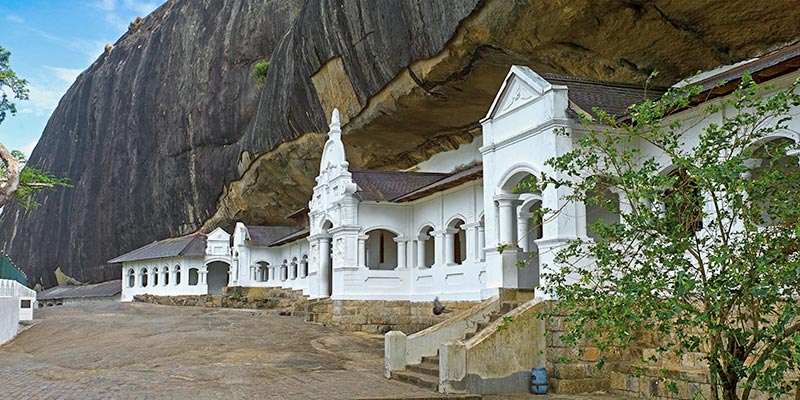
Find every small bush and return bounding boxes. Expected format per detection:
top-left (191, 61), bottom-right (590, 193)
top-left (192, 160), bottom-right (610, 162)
top-left (250, 60), bottom-right (270, 88)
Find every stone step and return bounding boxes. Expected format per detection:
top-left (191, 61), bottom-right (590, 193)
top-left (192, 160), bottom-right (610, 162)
top-left (421, 355), bottom-right (439, 366)
top-left (407, 361), bottom-right (439, 376)
top-left (500, 301), bottom-right (522, 314)
top-left (390, 370), bottom-right (439, 391)
top-left (464, 331), bottom-right (476, 340)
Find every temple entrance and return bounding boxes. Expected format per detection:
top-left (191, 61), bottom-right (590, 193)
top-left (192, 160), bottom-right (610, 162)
top-left (206, 261), bottom-right (230, 295)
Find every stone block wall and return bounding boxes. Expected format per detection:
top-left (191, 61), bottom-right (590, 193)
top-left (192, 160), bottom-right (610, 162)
top-left (133, 289), bottom-right (475, 335)
top-left (308, 299), bottom-right (475, 334)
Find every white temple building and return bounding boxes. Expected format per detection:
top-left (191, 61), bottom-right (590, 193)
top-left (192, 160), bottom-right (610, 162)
top-left (112, 56), bottom-right (800, 304)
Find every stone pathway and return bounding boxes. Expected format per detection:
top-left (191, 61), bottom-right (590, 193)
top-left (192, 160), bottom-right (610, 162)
top-left (0, 301), bottom-right (450, 400)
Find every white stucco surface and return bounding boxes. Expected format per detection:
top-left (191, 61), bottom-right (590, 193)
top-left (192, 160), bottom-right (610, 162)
top-left (0, 297), bottom-right (19, 345)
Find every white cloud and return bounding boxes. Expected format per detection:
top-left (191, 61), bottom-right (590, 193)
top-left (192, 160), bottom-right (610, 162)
top-left (6, 14), bottom-right (25, 24)
top-left (90, 0), bottom-right (116, 11)
top-left (44, 66), bottom-right (83, 85)
top-left (122, 0), bottom-right (159, 16)
top-left (21, 139), bottom-right (39, 159)
top-left (18, 84), bottom-right (64, 117)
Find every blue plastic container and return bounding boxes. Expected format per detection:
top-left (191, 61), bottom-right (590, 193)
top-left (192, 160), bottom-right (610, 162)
top-left (531, 367), bottom-right (548, 394)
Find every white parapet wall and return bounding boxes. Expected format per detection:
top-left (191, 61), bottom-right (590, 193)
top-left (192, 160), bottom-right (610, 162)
top-left (0, 279), bottom-right (36, 322)
top-left (0, 297), bottom-right (20, 345)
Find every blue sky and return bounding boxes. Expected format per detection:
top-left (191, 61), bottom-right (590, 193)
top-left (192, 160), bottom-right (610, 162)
top-left (0, 0), bottom-right (161, 157)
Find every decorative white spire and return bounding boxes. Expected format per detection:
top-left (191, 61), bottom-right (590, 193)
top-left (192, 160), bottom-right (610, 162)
top-left (329, 108), bottom-right (341, 139)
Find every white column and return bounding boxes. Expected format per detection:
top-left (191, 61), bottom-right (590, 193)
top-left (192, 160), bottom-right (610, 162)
top-left (199, 266), bottom-right (208, 285)
top-left (477, 226), bottom-right (486, 261)
top-left (174, 268), bottom-right (180, 286)
top-left (462, 222), bottom-right (480, 262)
top-left (290, 262), bottom-right (297, 280)
top-left (444, 228), bottom-right (457, 265)
top-left (319, 237), bottom-right (332, 297)
top-left (496, 197), bottom-right (519, 248)
top-left (268, 266), bottom-right (275, 282)
top-left (395, 238), bottom-right (407, 269)
top-left (433, 230), bottom-right (445, 266)
top-left (357, 235), bottom-right (368, 268)
top-left (517, 212), bottom-right (532, 252)
top-left (416, 237), bottom-right (427, 268)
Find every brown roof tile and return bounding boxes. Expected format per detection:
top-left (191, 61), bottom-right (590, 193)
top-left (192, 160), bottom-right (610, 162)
top-left (350, 170), bottom-right (448, 202)
top-left (107, 233), bottom-right (207, 263)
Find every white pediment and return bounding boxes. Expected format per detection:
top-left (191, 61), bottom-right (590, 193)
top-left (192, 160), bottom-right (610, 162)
top-left (484, 66), bottom-right (553, 120)
top-left (207, 227), bottom-right (230, 241)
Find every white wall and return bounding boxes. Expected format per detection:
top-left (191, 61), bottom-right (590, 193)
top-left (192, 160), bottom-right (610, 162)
top-left (0, 297), bottom-right (19, 345)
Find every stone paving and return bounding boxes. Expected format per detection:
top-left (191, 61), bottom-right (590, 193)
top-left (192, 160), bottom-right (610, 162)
top-left (0, 301), bottom-right (450, 400)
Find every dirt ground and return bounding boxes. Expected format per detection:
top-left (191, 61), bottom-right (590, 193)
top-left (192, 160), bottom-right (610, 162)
top-left (0, 301), bottom-right (445, 399)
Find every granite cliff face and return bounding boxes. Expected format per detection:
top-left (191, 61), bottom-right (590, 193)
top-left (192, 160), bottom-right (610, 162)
top-left (1, 0), bottom-right (799, 286)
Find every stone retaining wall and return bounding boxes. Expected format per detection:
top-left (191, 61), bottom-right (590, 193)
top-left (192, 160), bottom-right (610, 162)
top-left (133, 289), bottom-right (475, 335)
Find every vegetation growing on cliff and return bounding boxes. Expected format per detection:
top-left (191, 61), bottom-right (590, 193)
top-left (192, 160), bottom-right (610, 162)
top-left (529, 73), bottom-right (800, 400)
top-left (0, 46), bottom-right (71, 210)
top-left (250, 60), bottom-right (270, 88)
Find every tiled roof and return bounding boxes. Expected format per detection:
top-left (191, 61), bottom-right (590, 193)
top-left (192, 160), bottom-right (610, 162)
top-left (38, 280), bottom-right (122, 300)
top-left (350, 170), bottom-right (448, 202)
top-left (268, 228), bottom-right (310, 247)
top-left (394, 164), bottom-right (483, 202)
top-left (541, 73), bottom-right (668, 120)
top-left (107, 233), bottom-right (207, 263)
top-left (247, 226), bottom-right (299, 247)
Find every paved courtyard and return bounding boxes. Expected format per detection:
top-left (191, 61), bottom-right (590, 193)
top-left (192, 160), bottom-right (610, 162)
top-left (0, 301), bottom-right (447, 400)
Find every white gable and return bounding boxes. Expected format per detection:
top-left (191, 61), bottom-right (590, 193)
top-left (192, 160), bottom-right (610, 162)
top-left (484, 65), bottom-right (553, 120)
top-left (207, 227), bottom-right (230, 242)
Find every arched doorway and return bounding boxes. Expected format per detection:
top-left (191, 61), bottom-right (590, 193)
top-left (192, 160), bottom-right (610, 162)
top-left (206, 261), bottom-right (230, 295)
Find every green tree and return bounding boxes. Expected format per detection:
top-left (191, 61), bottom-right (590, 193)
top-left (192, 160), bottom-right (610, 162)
top-left (0, 45), bottom-right (70, 209)
top-left (529, 73), bottom-right (800, 400)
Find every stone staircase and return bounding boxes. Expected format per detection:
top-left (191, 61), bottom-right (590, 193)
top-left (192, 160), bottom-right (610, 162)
top-left (389, 299), bottom-right (524, 392)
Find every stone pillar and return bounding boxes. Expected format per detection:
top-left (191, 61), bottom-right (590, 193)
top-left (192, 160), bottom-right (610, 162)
top-left (432, 230), bottom-right (445, 266)
top-left (477, 226), bottom-right (486, 261)
top-left (357, 235), bottom-right (368, 268)
top-left (517, 212), bottom-right (532, 252)
top-left (417, 237), bottom-right (428, 268)
top-left (439, 340), bottom-right (467, 394)
top-left (385, 331), bottom-right (408, 376)
top-left (444, 229), bottom-right (457, 265)
top-left (395, 238), bottom-right (407, 269)
top-left (200, 266), bottom-right (209, 285)
top-left (496, 196), bottom-right (519, 248)
top-left (318, 236), bottom-right (332, 297)
top-left (462, 222), bottom-right (480, 262)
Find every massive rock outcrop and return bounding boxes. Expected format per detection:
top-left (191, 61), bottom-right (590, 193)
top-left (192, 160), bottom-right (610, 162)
top-left (1, 0), bottom-right (799, 286)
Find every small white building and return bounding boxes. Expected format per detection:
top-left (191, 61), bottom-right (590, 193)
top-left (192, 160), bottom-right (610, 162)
top-left (112, 55), bottom-right (800, 304)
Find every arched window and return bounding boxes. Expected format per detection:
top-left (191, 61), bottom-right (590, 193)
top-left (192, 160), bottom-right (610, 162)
top-left (141, 268), bottom-right (149, 287)
top-left (418, 226), bottom-right (435, 268)
top-left (127, 269), bottom-right (135, 288)
top-left (365, 229), bottom-right (398, 270)
top-left (281, 260), bottom-right (288, 281)
top-left (748, 138), bottom-right (800, 226)
top-left (300, 254), bottom-right (308, 278)
top-left (447, 219), bottom-right (467, 265)
top-left (255, 261), bottom-right (269, 282)
top-left (174, 265), bottom-right (181, 285)
top-left (153, 267), bottom-right (159, 287)
top-left (291, 257), bottom-right (298, 280)
top-left (163, 266), bottom-right (170, 286)
top-left (585, 183), bottom-right (620, 242)
top-left (188, 268), bottom-right (199, 286)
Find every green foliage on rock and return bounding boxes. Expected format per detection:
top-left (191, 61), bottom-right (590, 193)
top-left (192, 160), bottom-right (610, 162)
top-left (0, 46), bottom-right (28, 124)
top-left (250, 60), bottom-right (270, 88)
top-left (529, 73), bottom-right (800, 400)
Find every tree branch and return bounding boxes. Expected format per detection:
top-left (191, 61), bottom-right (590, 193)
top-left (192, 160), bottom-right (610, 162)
top-left (0, 143), bottom-right (20, 208)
